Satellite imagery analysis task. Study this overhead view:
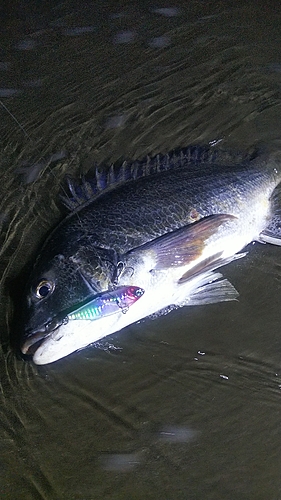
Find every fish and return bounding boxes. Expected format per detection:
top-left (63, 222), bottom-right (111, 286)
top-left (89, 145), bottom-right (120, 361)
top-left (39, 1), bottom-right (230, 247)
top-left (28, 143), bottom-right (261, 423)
top-left (20, 145), bottom-right (281, 365)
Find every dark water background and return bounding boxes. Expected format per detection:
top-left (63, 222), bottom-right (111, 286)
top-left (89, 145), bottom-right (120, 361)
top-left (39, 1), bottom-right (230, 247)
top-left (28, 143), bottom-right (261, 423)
top-left (1, 1), bottom-right (281, 498)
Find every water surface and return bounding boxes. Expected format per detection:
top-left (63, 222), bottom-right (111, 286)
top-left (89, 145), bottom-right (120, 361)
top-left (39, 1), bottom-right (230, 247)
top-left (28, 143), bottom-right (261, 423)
top-left (1, 1), bottom-right (281, 498)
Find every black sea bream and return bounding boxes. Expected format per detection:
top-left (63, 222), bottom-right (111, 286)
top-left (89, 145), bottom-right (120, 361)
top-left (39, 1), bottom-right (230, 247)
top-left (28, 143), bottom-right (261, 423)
top-left (20, 146), bottom-right (281, 364)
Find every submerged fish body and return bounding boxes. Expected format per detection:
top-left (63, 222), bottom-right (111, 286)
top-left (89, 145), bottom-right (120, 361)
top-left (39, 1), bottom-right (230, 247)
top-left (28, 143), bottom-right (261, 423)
top-left (20, 146), bottom-right (281, 364)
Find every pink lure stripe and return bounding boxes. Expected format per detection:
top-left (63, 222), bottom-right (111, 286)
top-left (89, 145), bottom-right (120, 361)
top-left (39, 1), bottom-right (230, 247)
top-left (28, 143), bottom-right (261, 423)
top-left (67, 286), bottom-right (145, 321)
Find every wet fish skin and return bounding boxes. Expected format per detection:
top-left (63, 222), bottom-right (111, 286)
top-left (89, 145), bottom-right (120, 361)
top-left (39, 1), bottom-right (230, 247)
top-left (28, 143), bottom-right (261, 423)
top-left (20, 146), bottom-right (281, 364)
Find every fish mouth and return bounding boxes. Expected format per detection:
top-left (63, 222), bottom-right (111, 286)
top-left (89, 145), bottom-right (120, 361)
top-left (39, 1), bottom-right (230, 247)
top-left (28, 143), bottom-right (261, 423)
top-left (21, 315), bottom-right (67, 357)
top-left (21, 334), bottom-right (48, 357)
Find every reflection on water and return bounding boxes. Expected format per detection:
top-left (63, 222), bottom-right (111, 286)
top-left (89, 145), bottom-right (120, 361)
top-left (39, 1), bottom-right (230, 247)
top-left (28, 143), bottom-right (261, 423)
top-left (100, 453), bottom-right (141, 472)
top-left (1, 1), bottom-right (281, 498)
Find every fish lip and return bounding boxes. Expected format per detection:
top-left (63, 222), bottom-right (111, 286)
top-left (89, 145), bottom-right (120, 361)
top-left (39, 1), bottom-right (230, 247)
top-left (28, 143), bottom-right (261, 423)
top-left (21, 334), bottom-right (48, 358)
top-left (21, 315), bottom-right (68, 357)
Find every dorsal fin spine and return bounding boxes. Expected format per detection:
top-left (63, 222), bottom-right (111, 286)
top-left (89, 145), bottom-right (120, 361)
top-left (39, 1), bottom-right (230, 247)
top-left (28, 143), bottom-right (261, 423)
top-left (61, 145), bottom-right (253, 211)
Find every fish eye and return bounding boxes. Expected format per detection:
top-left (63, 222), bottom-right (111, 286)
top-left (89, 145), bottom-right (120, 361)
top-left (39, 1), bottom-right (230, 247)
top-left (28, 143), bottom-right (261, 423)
top-left (34, 280), bottom-right (55, 299)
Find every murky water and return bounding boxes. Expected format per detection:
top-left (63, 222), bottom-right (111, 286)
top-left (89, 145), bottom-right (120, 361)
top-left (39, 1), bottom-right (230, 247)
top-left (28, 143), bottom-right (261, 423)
top-left (1, 1), bottom-right (281, 498)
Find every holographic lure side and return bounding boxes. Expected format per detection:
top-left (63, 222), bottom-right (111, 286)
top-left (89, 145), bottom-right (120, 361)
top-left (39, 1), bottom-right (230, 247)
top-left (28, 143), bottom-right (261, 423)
top-left (67, 286), bottom-right (145, 321)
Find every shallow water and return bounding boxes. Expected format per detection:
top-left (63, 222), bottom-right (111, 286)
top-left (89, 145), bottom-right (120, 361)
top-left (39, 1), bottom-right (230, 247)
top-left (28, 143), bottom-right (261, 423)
top-left (1, 1), bottom-right (281, 498)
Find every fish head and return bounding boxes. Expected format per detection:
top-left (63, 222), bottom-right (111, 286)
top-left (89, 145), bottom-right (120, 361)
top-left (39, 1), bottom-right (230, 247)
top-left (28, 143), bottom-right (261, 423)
top-left (20, 241), bottom-right (120, 360)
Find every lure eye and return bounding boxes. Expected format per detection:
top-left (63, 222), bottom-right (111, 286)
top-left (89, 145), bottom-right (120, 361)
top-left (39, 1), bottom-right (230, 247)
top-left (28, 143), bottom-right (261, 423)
top-left (34, 280), bottom-right (55, 299)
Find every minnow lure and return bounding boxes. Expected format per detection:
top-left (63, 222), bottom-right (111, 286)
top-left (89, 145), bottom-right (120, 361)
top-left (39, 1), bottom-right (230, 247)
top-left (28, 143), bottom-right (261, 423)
top-left (67, 286), bottom-right (145, 321)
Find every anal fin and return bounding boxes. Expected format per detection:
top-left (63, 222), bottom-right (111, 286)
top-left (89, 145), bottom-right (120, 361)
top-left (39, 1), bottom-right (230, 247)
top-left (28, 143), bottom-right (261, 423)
top-left (183, 273), bottom-right (239, 306)
top-left (259, 213), bottom-right (281, 246)
top-left (176, 269), bottom-right (239, 307)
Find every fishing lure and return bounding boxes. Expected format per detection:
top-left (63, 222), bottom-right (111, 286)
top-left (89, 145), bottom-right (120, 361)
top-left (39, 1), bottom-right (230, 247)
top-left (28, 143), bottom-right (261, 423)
top-left (67, 286), bottom-right (145, 321)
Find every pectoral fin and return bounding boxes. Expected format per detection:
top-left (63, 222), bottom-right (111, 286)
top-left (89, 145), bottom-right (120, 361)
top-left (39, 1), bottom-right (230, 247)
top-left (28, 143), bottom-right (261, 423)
top-left (178, 251), bottom-right (247, 283)
top-left (127, 214), bottom-right (236, 269)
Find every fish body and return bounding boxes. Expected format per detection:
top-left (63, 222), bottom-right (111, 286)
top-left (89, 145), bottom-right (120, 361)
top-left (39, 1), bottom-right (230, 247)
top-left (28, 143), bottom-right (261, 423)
top-left (20, 146), bottom-right (281, 364)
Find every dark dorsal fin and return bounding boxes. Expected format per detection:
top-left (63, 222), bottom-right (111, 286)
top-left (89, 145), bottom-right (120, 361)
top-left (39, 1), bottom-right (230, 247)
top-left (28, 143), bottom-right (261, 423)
top-left (61, 145), bottom-right (256, 211)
